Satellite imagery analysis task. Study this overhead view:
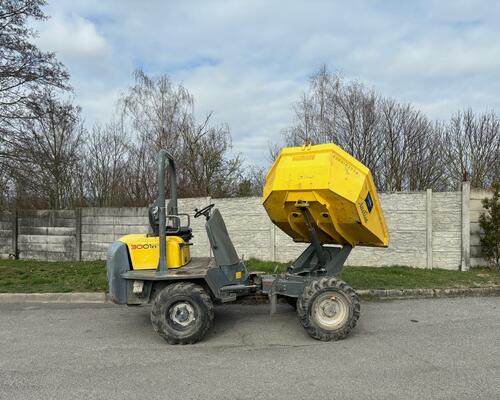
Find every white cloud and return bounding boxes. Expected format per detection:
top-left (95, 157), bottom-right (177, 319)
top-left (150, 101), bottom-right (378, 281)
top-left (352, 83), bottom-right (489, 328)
top-left (35, 13), bottom-right (109, 63)
top-left (32, 0), bottom-right (500, 165)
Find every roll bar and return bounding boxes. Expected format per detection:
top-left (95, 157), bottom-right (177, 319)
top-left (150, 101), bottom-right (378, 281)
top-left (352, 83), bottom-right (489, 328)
top-left (156, 149), bottom-right (178, 273)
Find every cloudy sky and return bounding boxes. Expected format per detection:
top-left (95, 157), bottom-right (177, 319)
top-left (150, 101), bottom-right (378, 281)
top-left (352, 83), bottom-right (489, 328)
top-left (33, 0), bottom-right (500, 166)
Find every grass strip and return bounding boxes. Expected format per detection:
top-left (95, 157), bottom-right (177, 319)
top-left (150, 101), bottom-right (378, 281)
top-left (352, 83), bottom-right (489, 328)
top-left (0, 259), bottom-right (499, 293)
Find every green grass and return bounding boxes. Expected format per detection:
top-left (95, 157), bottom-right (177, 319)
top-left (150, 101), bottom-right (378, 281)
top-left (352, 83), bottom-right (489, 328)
top-left (245, 258), bottom-right (500, 289)
top-left (340, 265), bottom-right (500, 290)
top-left (0, 258), bottom-right (499, 293)
top-left (0, 259), bottom-right (107, 293)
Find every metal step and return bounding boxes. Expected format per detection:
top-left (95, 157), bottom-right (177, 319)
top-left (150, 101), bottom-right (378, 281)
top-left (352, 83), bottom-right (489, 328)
top-left (219, 284), bottom-right (258, 292)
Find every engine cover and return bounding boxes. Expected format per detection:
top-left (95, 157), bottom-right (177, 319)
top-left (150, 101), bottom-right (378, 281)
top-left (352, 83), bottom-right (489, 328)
top-left (120, 234), bottom-right (191, 269)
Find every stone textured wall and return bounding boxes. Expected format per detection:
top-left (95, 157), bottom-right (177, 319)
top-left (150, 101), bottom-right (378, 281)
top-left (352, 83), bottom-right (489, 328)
top-left (79, 192), bottom-right (463, 269)
top-left (17, 210), bottom-right (77, 261)
top-left (81, 207), bottom-right (149, 261)
top-left (0, 211), bottom-right (12, 258)
top-left (80, 198), bottom-right (212, 260)
top-left (348, 193), bottom-right (428, 268)
top-left (432, 192), bottom-right (462, 269)
top-left (0, 187), bottom-right (493, 270)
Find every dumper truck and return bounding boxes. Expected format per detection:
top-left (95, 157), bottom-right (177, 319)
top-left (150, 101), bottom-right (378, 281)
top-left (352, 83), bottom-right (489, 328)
top-left (106, 143), bottom-right (389, 344)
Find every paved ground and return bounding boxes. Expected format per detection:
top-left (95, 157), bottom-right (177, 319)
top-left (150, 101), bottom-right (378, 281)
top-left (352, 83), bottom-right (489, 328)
top-left (0, 297), bottom-right (499, 400)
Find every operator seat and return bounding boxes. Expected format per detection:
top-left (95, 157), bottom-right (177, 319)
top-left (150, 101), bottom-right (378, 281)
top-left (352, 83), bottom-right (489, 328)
top-left (205, 209), bottom-right (240, 267)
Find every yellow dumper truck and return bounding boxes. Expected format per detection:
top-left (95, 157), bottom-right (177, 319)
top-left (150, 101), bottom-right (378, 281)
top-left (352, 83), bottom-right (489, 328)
top-left (106, 144), bottom-right (389, 344)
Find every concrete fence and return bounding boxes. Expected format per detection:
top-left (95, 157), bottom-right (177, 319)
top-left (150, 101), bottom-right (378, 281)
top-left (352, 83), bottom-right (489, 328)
top-left (0, 183), bottom-right (493, 270)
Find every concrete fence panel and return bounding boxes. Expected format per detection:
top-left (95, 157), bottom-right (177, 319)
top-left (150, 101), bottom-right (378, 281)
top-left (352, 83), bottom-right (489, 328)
top-left (81, 207), bottom-right (149, 261)
top-left (0, 184), bottom-right (494, 270)
top-left (17, 210), bottom-right (77, 261)
top-left (0, 211), bottom-right (13, 258)
top-left (432, 192), bottom-right (462, 270)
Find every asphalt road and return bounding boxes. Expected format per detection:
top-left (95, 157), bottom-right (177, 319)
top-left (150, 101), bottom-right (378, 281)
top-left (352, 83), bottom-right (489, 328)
top-left (0, 297), bottom-right (499, 400)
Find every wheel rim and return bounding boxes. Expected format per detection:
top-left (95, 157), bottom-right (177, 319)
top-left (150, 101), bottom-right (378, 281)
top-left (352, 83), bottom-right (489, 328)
top-left (168, 301), bottom-right (196, 328)
top-left (312, 291), bottom-right (349, 330)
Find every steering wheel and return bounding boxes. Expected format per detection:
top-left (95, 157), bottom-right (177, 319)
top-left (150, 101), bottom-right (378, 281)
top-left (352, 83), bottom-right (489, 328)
top-left (194, 204), bottom-right (215, 219)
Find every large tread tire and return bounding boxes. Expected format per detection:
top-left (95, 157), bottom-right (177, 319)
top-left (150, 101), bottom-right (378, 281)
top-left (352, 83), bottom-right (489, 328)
top-left (297, 277), bottom-right (360, 341)
top-left (150, 282), bottom-right (214, 345)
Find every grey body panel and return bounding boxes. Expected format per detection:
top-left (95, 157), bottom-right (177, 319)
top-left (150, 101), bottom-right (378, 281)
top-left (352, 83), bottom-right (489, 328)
top-left (106, 241), bottom-right (131, 304)
top-left (122, 257), bottom-right (215, 280)
top-left (288, 244), bottom-right (352, 276)
top-left (205, 209), bottom-right (240, 267)
top-left (267, 244), bottom-right (353, 308)
top-left (117, 256), bottom-right (251, 303)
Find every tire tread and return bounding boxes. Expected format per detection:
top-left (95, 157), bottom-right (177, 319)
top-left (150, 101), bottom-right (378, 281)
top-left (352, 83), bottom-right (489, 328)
top-left (297, 277), bottom-right (360, 341)
top-left (150, 282), bottom-right (214, 345)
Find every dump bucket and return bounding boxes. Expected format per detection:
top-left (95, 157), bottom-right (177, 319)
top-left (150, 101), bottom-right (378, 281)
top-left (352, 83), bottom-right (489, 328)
top-left (262, 143), bottom-right (389, 247)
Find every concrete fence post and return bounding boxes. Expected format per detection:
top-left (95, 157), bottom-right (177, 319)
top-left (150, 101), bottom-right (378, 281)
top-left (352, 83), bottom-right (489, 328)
top-left (75, 208), bottom-right (82, 261)
top-left (426, 189), bottom-right (433, 269)
top-left (269, 222), bottom-right (276, 262)
top-left (461, 181), bottom-right (471, 271)
top-left (11, 209), bottom-right (18, 259)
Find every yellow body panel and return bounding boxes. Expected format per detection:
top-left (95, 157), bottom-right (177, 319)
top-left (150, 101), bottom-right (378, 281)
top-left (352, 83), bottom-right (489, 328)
top-left (119, 234), bottom-right (191, 269)
top-left (262, 143), bottom-right (389, 247)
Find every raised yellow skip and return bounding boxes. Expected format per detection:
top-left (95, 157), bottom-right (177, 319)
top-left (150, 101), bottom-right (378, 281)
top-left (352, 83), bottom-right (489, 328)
top-left (119, 234), bottom-right (191, 269)
top-left (262, 143), bottom-right (389, 247)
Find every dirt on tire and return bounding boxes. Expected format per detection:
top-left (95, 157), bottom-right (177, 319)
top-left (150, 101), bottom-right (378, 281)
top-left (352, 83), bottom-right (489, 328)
top-left (297, 277), bottom-right (360, 341)
top-left (150, 282), bottom-right (214, 345)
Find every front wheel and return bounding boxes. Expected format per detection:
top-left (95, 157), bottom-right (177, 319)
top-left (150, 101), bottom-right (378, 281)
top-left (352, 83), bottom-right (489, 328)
top-left (150, 282), bottom-right (214, 345)
top-left (297, 277), bottom-right (360, 341)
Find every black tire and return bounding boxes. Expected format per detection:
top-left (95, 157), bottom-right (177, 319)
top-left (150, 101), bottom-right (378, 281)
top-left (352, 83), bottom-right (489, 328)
top-left (150, 282), bottom-right (214, 345)
top-left (297, 277), bottom-right (360, 341)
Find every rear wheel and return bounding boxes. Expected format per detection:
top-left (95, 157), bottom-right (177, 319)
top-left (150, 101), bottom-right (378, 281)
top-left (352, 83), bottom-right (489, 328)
top-left (297, 277), bottom-right (359, 341)
top-left (150, 282), bottom-right (214, 344)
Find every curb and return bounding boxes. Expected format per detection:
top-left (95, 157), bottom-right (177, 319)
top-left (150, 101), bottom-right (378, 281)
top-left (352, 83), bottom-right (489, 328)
top-left (0, 292), bottom-right (108, 304)
top-left (356, 286), bottom-right (500, 300)
top-left (1, 286), bottom-right (499, 304)
top-left (237, 287), bottom-right (500, 304)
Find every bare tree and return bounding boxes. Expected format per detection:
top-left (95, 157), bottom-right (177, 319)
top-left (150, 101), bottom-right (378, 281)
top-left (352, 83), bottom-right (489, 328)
top-left (0, 0), bottom-right (69, 149)
top-left (334, 82), bottom-right (382, 180)
top-left (0, 0), bottom-right (70, 208)
top-left (117, 69), bottom-right (245, 202)
top-left (267, 141), bottom-right (281, 163)
top-left (84, 122), bottom-right (131, 206)
top-left (281, 66), bottom-right (452, 192)
top-left (378, 100), bottom-right (420, 191)
top-left (0, 163), bottom-right (12, 207)
top-left (181, 116), bottom-right (243, 198)
top-left (282, 66), bottom-right (340, 146)
top-left (120, 69), bottom-right (192, 150)
top-left (236, 165), bottom-right (267, 197)
top-left (10, 92), bottom-right (83, 208)
top-left (443, 109), bottom-right (500, 189)
top-left (119, 69), bottom-right (193, 203)
top-left (282, 67), bottom-right (384, 185)
top-left (406, 121), bottom-right (448, 191)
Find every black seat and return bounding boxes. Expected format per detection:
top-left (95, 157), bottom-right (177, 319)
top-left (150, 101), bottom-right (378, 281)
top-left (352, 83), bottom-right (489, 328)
top-left (148, 204), bottom-right (193, 241)
top-left (166, 227), bottom-right (193, 242)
